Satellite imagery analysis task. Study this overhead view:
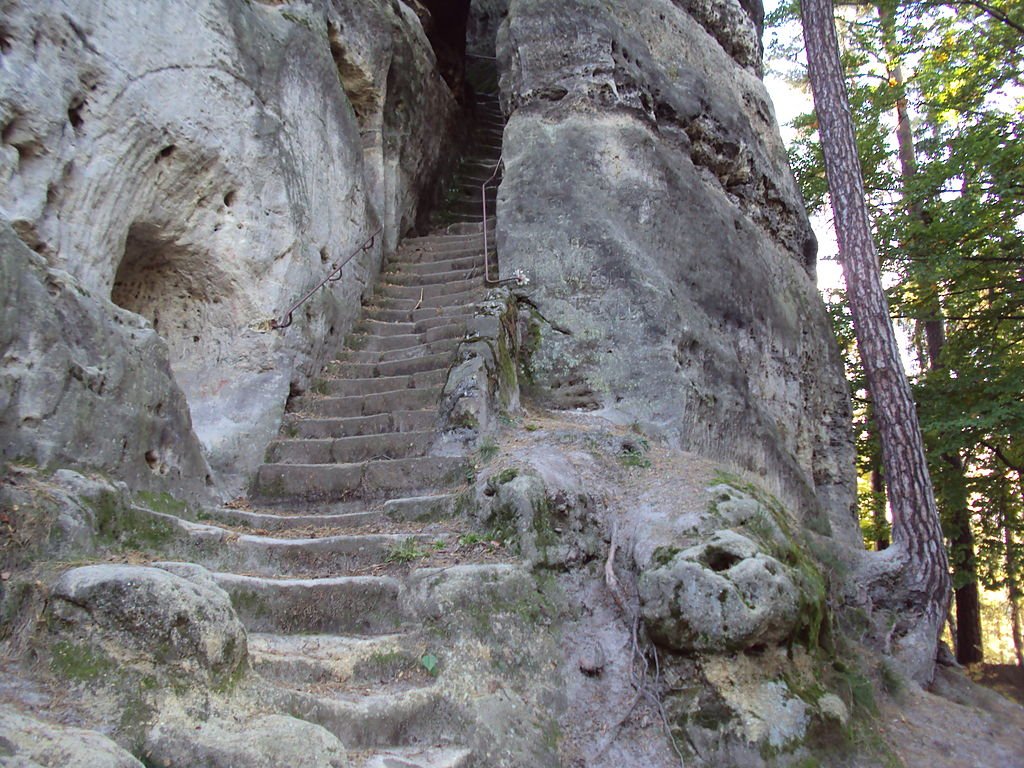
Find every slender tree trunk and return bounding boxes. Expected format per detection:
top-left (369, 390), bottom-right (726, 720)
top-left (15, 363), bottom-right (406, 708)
top-left (1007, 475), bottom-right (1024, 666)
top-left (941, 453), bottom-right (984, 664)
top-left (984, 446), bottom-right (1024, 667)
top-left (878, 11), bottom-right (983, 662)
top-left (801, 0), bottom-right (952, 682)
top-left (871, 460), bottom-right (889, 550)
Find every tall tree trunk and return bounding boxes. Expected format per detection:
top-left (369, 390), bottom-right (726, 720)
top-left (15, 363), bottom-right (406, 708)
top-left (941, 453), bottom-right (984, 664)
top-left (871, 459), bottom-right (889, 550)
top-left (801, 0), bottom-right (952, 683)
top-left (984, 445), bottom-right (1024, 667)
top-left (881, 0), bottom-right (982, 665)
top-left (1007, 474), bottom-right (1024, 667)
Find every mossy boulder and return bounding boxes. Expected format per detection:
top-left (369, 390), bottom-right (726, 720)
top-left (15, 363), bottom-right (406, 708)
top-left (639, 530), bottom-right (803, 652)
top-left (45, 564), bottom-right (247, 690)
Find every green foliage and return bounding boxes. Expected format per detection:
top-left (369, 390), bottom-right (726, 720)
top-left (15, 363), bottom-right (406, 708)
top-left (478, 437), bottom-right (500, 463)
top-left (420, 652), bottom-right (439, 676)
top-left (619, 438), bottom-right (652, 469)
top-left (385, 538), bottom-right (429, 564)
top-left (770, 0), bottom-right (1024, 648)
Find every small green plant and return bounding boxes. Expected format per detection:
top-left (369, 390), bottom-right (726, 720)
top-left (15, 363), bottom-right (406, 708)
top-left (458, 532), bottom-right (487, 547)
top-left (432, 540), bottom-right (446, 551)
top-left (524, 423), bottom-right (541, 432)
top-left (386, 538), bottom-right (429, 564)
top-left (478, 438), bottom-right (499, 463)
top-left (620, 442), bottom-right (652, 469)
top-left (420, 652), bottom-right (439, 677)
top-left (879, 660), bottom-right (905, 698)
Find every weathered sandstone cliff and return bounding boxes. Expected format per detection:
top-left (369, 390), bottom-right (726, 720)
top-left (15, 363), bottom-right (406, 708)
top-left (1, 0), bottom-right (458, 495)
top-left (495, 0), bottom-right (857, 543)
top-left (5, 1), bottom-right (1019, 767)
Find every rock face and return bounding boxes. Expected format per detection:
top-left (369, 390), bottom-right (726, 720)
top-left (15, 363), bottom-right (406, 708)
top-left (494, 0), bottom-right (857, 540)
top-left (0, 0), bottom-right (459, 495)
top-left (0, 222), bottom-right (212, 500)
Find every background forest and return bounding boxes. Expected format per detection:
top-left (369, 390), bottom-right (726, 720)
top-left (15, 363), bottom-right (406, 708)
top-left (768, 0), bottom-right (1024, 670)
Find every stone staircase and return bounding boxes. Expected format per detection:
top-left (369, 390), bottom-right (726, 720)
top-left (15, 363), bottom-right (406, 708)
top-left (174, 88), bottom-right (507, 767)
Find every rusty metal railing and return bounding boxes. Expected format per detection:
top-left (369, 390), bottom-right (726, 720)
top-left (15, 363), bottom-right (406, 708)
top-left (481, 155), bottom-right (526, 288)
top-left (272, 227), bottom-right (382, 330)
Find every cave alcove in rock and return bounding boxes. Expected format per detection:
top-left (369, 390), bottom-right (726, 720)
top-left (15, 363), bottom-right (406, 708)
top-left (110, 222), bottom-right (232, 426)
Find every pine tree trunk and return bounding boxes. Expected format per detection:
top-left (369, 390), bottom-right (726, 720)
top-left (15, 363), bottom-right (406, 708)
top-left (801, 0), bottom-right (951, 682)
top-left (876, 4), bottom-right (982, 665)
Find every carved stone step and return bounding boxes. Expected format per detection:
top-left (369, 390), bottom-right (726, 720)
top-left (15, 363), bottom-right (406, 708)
top-left (354, 318), bottom-right (467, 342)
top-left (375, 279), bottom-right (483, 301)
top-left (248, 632), bottom-right (428, 690)
top-left (189, 531), bottom-right (447, 577)
top-left (267, 431), bottom-right (434, 464)
top-left (336, 339), bottom-right (460, 366)
top-left (355, 747), bottom-right (474, 768)
top-left (367, 288), bottom-right (485, 313)
top-left (203, 506), bottom-right (383, 530)
top-left (288, 387), bottom-right (442, 419)
top-left (213, 573), bottom-right (405, 634)
top-left (255, 456), bottom-right (469, 502)
top-left (361, 306), bottom-right (477, 326)
top-left (386, 254), bottom-right (486, 276)
top-left (381, 266), bottom-right (485, 287)
top-left (202, 494), bottom-right (458, 531)
top-left (281, 410), bottom-right (437, 440)
top-left (317, 369), bottom-right (447, 396)
top-left (326, 352), bottom-right (454, 378)
top-left (276, 686), bottom-right (456, 750)
top-left (346, 323), bottom-right (464, 352)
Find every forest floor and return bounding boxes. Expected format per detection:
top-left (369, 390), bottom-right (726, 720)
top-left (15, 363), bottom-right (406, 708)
top-left (879, 665), bottom-right (1024, 768)
top-left (971, 663), bottom-right (1024, 706)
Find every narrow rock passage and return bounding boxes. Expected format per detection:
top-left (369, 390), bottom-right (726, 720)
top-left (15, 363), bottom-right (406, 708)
top-left (186, 86), bottom-right (506, 768)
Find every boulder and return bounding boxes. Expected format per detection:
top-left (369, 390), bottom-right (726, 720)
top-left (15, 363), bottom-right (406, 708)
top-left (638, 530), bottom-right (802, 651)
top-left (46, 564), bottom-right (247, 688)
top-left (143, 713), bottom-right (348, 768)
top-left (0, 704), bottom-right (145, 768)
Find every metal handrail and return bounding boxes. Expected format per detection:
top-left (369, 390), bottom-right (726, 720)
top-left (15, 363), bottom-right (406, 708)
top-left (481, 155), bottom-right (522, 287)
top-left (272, 227), bottom-right (382, 330)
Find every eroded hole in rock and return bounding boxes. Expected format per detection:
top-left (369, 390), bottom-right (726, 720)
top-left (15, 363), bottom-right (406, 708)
top-left (0, 26), bottom-right (12, 54)
top-left (110, 223), bottom-right (231, 379)
top-left (705, 547), bottom-right (742, 572)
top-left (155, 145), bottom-right (176, 162)
top-left (223, 189), bottom-right (236, 207)
top-left (67, 94), bottom-right (85, 130)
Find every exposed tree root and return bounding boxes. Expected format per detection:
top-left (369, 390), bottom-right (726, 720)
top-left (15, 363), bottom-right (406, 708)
top-left (596, 522), bottom-right (690, 766)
